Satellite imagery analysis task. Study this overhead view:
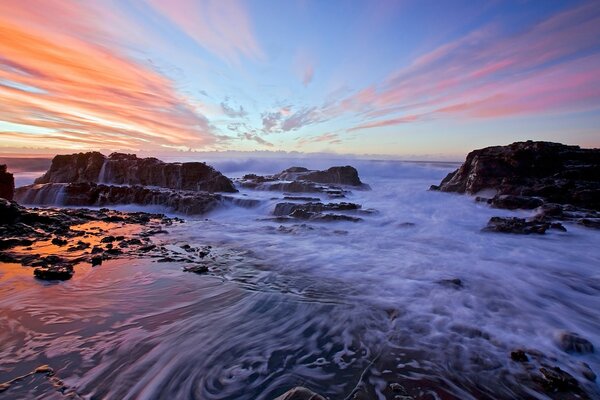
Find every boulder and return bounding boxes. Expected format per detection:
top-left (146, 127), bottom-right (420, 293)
top-left (35, 152), bottom-right (236, 193)
top-left (431, 141), bottom-right (600, 210)
top-left (0, 164), bottom-right (15, 200)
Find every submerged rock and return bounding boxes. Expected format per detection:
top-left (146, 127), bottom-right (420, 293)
top-left (35, 152), bottom-right (236, 193)
top-left (555, 331), bottom-right (594, 354)
top-left (273, 201), bottom-right (362, 216)
top-left (0, 164), bottom-right (15, 200)
top-left (274, 387), bottom-right (326, 400)
top-left (483, 217), bottom-right (566, 234)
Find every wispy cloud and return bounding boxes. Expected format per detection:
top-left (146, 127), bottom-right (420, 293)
top-left (297, 132), bottom-right (341, 146)
top-left (147, 0), bottom-right (264, 65)
top-left (239, 132), bottom-right (273, 147)
top-left (0, 1), bottom-right (218, 151)
top-left (221, 98), bottom-right (248, 118)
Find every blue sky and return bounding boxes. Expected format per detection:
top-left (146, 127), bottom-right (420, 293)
top-left (0, 0), bottom-right (599, 158)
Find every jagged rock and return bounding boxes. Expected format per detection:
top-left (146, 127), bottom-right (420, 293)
top-left (35, 152), bottom-right (236, 192)
top-left (537, 366), bottom-right (582, 394)
top-left (0, 164), bottom-right (15, 200)
top-left (274, 386), bottom-right (326, 400)
top-left (33, 265), bottom-right (74, 280)
top-left (273, 202), bottom-right (361, 216)
top-left (431, 141), bottom-right (600, 210)
top-left (555, 331), bottom-right (594, 354)
top-left (483, 217), bottom-right (566, 234)
top-left (238, 165), bottom-right (368, 194)
top-left (15, 183), bottom-right (258, 215)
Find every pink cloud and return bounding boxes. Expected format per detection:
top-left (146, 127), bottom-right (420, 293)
top-left (147, 0), bottom-right (264, 65)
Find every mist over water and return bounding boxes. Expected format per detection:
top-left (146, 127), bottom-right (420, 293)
top-left (2, 159), bottom-right (600, 399)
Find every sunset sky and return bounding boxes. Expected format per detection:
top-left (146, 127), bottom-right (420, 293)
top-left (1, 0), bottom-right (599, 158)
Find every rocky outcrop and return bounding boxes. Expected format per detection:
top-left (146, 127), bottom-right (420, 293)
top-left (275, 166), bottom-right (363, 186)
top-left (35, 152), bottom-right (236, 193)
top-left (15, 183), bottom-right (258, 215)
top-left (482, 217), bottom-right (566, 234)
top-left (273, 201), bottom-right (362, 216)
top-left (238, 165), bottom-right (368, 196)
top-left (431, 141), bottom-right (600, 210)
top-left (0, 164), bottom-right (14, 200)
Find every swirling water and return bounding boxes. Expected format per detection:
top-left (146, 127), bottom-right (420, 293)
top-left (1, 159), bottom-right (599, 399)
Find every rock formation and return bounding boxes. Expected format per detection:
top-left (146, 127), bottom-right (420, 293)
top-left (431, 141), bottom-right (600, 210)
top-left (15, 183), bottom-right (258, 215)
top-left (238, 165), bottom-right (368, 197)
top-left (0, 164), bottom-right (15, 200)
top-left (35, 152), bottom-right (237, 193)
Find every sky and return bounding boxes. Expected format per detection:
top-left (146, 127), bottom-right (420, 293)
top-left (0, 0), bottom-right (599, 159)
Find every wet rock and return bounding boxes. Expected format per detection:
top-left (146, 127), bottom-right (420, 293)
top-left (431, 141), bottom-right (600, 211)
top-left (51, 237), bottom-right (68, 246)
top-left (35, 151), bottom-right (236, 192)
top-left (288, 209), bottom-right (362, 222)
top-left (34, 365), bottom-right (54, 374)
top-left (389, 382), bottom-right (408, 394)
top-left (91, 255), bottom-right (102, 266)
top-left (273, 201), bottom-right (361, 216)
top-left (33, 266), bottom-right (74, 281)
top-left (438, 278), bottom-right (463, 289)
top-left (483, 217), bottom-right (566, 234)
top-left (555, 331), bottom-right (594, 354)
top-left (274, 386), bottom-right (326, 400)
top-left (579, 362), bottom-right (596, 382)
top-left (0, 164), bottom-right (15, 200)
top-left (510, 349), bottom-right (529, 362)
top-left (489, 195), bottom-right (544, 210)
top-left (537, 366), bottom-right (582, 394)
top-left (183, 265), bottom-right (209, 274)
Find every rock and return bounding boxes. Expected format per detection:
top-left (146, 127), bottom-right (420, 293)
top-left (35, 152), bottom-right (237, 192)
top-left (91, 256), bottom-right (103, 266)
top-left (0, 164), bottom-right (15, 200)
top-left (579, 362), bottom-right (596, 382)
top-left (274, 386), bottom-right (326, 400)
top-left (439, 278), bottom-right (463, 289)
top-left (483, 217), bottom-right (566, 234)
top-left (489, 195), bottom-right (544, 210)
top-left (555, 331), bottom-right (594, 354)
top-left (273, 202), bottom-right (361, 216)
top-left (431, 141), bottom-right (600, 211)
top-left (15, 182), bottom-right (258, 215)
top-left (238, 165), bottom-right (368, 194)
top-left (537, 366), bottom-right (582, 394)
top-left (34, 365), bottom-right (54, 374)
top-left (33, 266), bottom-right (74, 280)
top-left (183, 265), bottom-right (209, 274)
top-left (51, 237), bottom-right (67, 246)
top-left (287, 209), bottom-right (362, 222)
top-left (510, 350), bottom-right (529, 362)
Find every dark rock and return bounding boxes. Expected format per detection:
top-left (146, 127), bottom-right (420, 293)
top-left (238, 165), bottom-right (367, 194)
top-left (35, 152), bottom-right (236, 192)
top-left (510, 350), bottom-right (529, 362)
top-left (100, 236), bottom-right (116, 243)
top-left (15, 182), bottom-right (257, 215)
top-left (431, 141), bottom-right (600, 211)
top-left (439, 278), bottom-right (463, 289)
top-left (580, 362), bottom-right (596, 382)
top-left (288, 209), bottom-right (362, 222)
top-left (489, 195), bottom-right (544, 210)
top-left (0, 164), bottom-right (15, 200)
top-left (51, 238), bottom-right (68, 247)
top-left (183, 265), bottom-right (209, 274)
top-left (537, 366), bottom-right (582, 394)
top-left (273, 202), bottom-right (361, 216)
top-left (274, 386), bottom-right (326, 400)
top-left (555, 331), bottom-right (594, 354)
top-left (33, 266), bottom-right (74, 281)
top-left (91, 255), bottom-right (102, 266)
top-left (483, 217), bottom-right (566, 234)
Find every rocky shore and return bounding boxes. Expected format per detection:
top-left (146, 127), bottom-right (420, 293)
top-left (431, 141), bottom-right (600, 233)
